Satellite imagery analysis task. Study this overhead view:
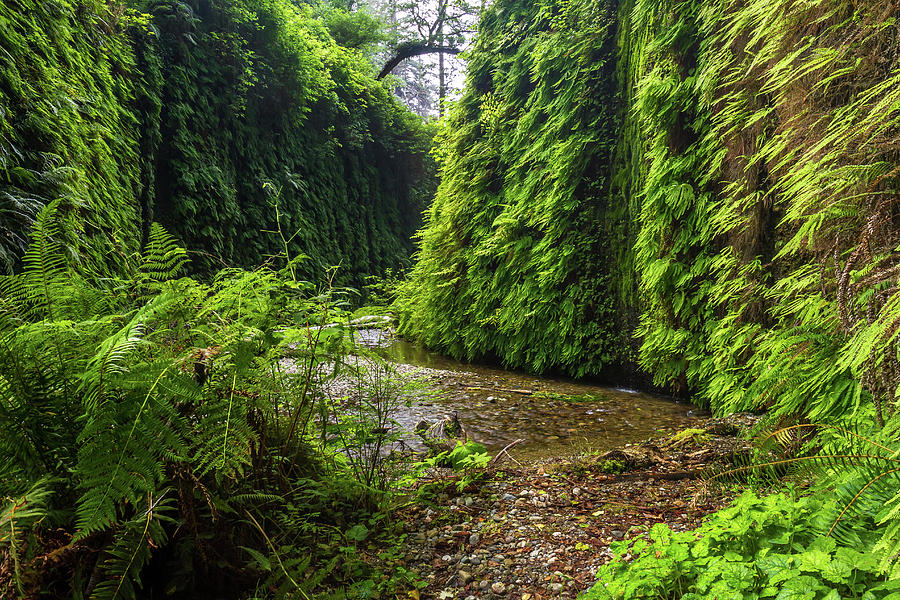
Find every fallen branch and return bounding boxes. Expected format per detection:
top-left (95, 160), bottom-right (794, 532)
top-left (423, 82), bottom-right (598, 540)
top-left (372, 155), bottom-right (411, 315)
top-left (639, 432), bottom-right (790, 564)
top-left (489, 438), bottom-right (525, 466)
top-left (461, 385), bottom-right (534, 395)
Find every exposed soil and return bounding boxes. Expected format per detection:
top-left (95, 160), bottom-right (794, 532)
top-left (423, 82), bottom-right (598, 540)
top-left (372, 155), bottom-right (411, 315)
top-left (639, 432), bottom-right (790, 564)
top-left (386, 414), bottom-right (760, 599)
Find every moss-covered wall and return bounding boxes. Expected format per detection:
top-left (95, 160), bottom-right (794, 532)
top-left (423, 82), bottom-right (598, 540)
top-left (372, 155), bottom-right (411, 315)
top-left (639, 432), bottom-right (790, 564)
top-left (398, 0), bottom-right (900, 420)
top-left (0, 0), bottom-right (149, 273)
top-left (396, 0), bottom-right (634, 379)
top-left (626, 0), bottom-right (900, 420)
top-left (0, 0), bottom-right (433, 281)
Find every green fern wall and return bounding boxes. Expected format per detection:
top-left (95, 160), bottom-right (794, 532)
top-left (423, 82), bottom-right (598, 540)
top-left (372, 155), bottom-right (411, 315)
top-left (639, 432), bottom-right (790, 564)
top-left (395, 0), bottom-right (635, 379)
top-left (0, 0), bottom-right (433, 281)
top-left (625, 0), bottom-right (900, 420)
top-left (398, 0), bottom-right (900, 421)
top-left (0, 0), bottom-right (149, 273)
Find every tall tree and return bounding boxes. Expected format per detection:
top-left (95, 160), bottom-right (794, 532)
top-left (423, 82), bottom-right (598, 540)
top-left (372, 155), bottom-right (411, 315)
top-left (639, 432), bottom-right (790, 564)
top-left (367, 0), bottom-right (484, 116)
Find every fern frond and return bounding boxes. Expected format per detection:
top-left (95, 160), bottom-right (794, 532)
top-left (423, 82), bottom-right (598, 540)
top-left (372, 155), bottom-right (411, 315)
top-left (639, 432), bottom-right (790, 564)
top-left (89, 491), bottom-right (175, 600)
top-left (139, 224), bottom-right (189, 286)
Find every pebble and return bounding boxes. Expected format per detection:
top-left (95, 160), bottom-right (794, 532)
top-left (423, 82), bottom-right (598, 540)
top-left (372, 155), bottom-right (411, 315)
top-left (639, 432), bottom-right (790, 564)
top-left (394, 410), bottom-right (745, 600)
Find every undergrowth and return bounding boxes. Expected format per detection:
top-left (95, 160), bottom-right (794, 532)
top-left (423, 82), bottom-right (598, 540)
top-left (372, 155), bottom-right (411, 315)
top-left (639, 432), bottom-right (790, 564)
top-left (0, 205), bottom-right (422, 599)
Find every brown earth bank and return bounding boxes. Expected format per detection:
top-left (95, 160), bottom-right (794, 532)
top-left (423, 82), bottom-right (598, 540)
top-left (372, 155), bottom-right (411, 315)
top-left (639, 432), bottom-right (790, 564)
top-left (377, 414), bottom-right (760, 599)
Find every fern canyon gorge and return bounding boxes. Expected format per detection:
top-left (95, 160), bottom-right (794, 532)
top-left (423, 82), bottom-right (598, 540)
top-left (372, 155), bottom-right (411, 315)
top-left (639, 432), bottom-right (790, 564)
top-left (2, 0), bottom-right (900, 598)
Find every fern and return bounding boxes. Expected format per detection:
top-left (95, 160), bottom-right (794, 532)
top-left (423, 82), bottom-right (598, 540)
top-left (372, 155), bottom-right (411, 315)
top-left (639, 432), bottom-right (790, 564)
top-left (88, 492), bottom-right (175, 600)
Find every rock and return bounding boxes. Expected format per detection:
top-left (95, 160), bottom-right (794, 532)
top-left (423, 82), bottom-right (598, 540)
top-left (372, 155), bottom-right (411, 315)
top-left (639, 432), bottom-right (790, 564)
top-left (550, 583), bottom-right (564, 593)
top-left (611, 529), bottom-right (624, 540)
top-left (479, 580), bottom-right (490, 590)
top-left (458, 570), bottom-right (473, 585)
top-left (502, 493), bottom-right (516, 502)
top-left (492, 582), bottom-right (507, 594)
top-left (572, 487), bottom-right (582, 496)
top-left (442, 554), bottom-right (453, 562)
top-left (469, 533), bottom-right (481, 546)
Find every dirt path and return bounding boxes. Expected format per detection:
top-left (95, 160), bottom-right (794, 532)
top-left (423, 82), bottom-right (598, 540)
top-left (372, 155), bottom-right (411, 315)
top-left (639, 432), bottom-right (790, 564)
top-left (390, 415), bottom-right (758, 599)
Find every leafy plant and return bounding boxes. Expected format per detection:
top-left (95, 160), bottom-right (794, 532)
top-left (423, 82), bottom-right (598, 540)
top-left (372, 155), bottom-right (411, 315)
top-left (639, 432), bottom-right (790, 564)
top-left (586, 491), bottom-right (895, 600)
top-left (0, 206), bottom-right (398, 598)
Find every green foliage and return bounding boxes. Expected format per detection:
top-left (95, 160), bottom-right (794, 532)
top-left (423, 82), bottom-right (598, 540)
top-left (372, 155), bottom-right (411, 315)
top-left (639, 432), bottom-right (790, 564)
top-left (0, 207), bottom-right (412, 598)
top-left (623, 0), bottom-right (900, 420)
top-left (148, 0), bottom-right (435, 282)
top-left (396, 0), bottom-right (634, 378)
top-left (0, 0), bottom-right (434, 285)
top-left (447, 440), bottom-right (488, 470)
top-left (0, 0), bottom-right (149, 274)
top-left (585, 491), bottom-right (896, 600)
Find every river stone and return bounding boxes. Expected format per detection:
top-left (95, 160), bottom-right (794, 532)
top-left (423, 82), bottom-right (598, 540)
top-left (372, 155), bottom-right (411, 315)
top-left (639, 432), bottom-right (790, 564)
top-left (458, 570), bottom-right (473, 585)
top-left (491, 582), bottom-right (506, 594)
top-left (479, 580), bottom-right (490, 590)
top-left (469, 533), bottom-right (481, 546)
top-left (502, 493), bottom-right (516, 501)
top-left (551, 583), bottom-right (564, 593)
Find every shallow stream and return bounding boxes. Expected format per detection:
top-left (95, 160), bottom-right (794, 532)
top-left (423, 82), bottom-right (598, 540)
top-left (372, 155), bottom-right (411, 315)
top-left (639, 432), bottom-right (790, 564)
top-left (358, 329), bottom-right (706, 461)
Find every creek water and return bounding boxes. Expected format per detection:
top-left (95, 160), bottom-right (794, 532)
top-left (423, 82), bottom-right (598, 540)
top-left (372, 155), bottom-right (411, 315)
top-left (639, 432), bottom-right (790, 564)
top-left (358, 329), bottom-right (706, 461)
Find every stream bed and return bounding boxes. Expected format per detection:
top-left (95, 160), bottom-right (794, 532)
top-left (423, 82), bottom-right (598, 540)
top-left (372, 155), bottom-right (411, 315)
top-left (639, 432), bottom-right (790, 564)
top-left (355, 329), bottom-right (706, 461)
